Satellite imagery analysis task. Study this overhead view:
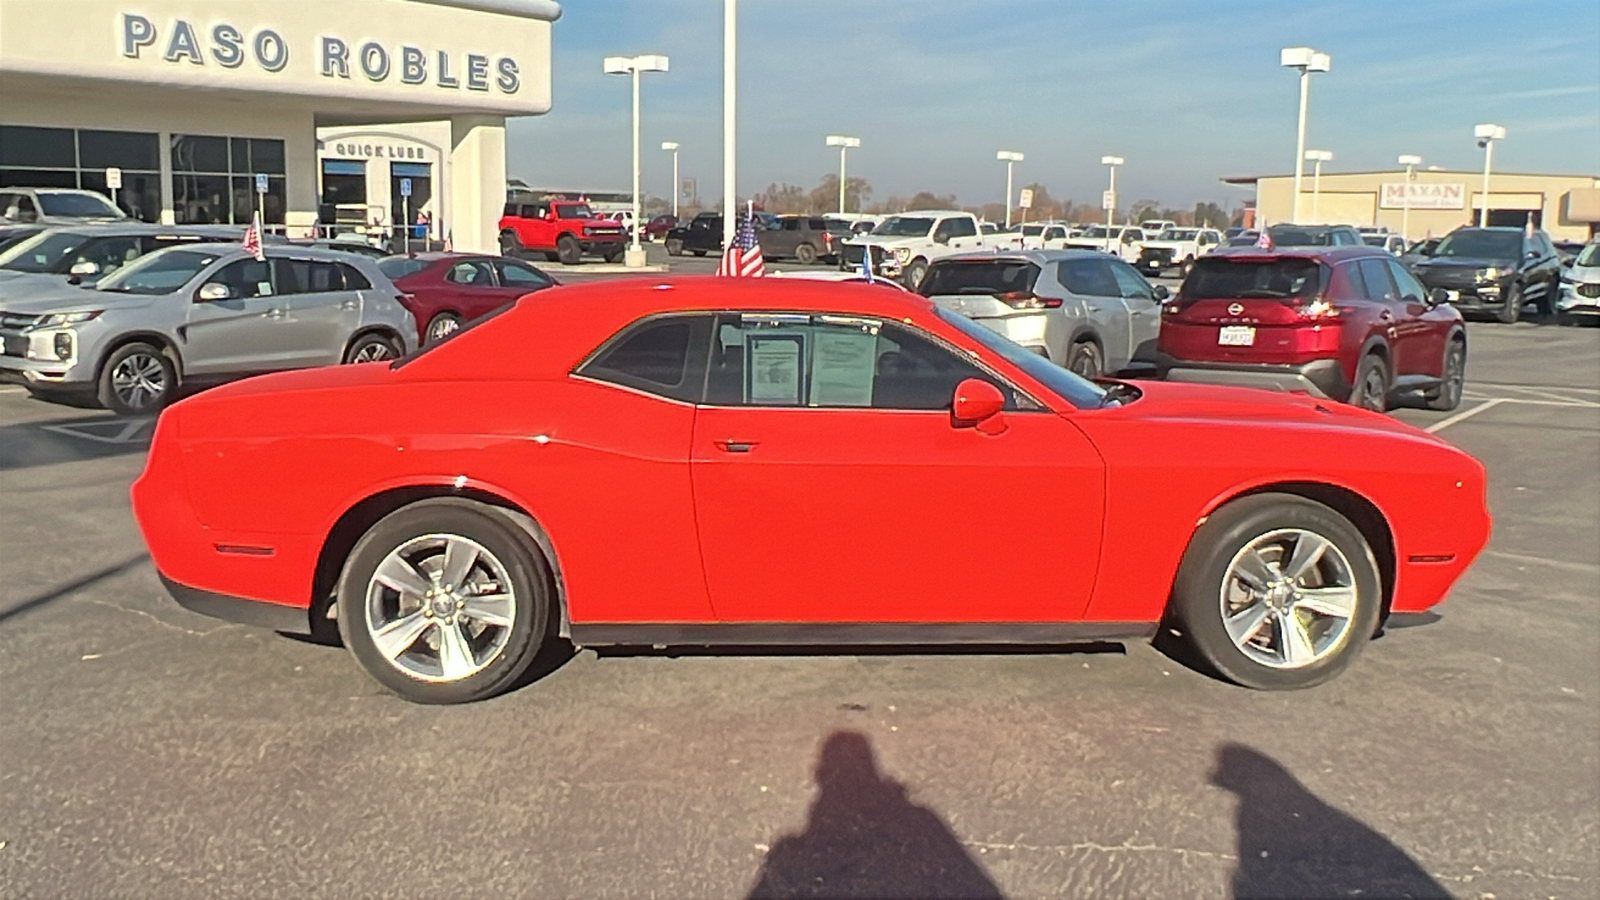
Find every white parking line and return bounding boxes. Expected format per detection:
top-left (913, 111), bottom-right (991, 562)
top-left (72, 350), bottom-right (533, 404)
top-left (1426, 399), bottom-right (1505, 433)
top-left (1473, 382), bottom-right (1600, 395)
top-left (0, 386), bottom-right (26, 395)
top-left (1492, 384), bottom-right (1600, 404)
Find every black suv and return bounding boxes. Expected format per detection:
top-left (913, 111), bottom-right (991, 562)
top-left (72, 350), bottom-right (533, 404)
top-left (664, 213), bottom-right (723, 257)
top-left (1407, 226), bottom-right (1563, 323)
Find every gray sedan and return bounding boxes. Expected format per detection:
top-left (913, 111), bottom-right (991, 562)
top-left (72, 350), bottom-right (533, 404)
top-left (918, 249), bottom-right (1167, 378)
top-left (0, 245), bottom-right (416, 415)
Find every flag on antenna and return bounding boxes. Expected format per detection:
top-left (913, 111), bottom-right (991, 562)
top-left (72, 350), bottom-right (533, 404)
top-left (1254, 228), bottom-right (1273, 250)
top-left (241, 211), bottom-right (265, 261)
top-left (717, 205), bottom-right (765, 277)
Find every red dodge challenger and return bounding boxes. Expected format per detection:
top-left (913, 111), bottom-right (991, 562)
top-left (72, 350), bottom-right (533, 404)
top-left (131, 277), bottom-right (1490, 704)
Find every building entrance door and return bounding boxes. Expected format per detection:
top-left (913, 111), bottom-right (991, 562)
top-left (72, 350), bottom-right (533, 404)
top-left (390, 162), bottom-right (434, 242)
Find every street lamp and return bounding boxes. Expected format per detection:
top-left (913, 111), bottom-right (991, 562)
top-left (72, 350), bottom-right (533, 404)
top-left (996, 150), bottom-right (1024, 228)
top-left (825, 135), bottom-right (860, 215)
top-left (1101, 155), bottom-right (1123, 253)
top-left (1397, 154), bottom-right (1422, 240)
top-left (1474, 124), bottom-right (1506, 227)
top-left (604, 53), bottom-right (670, 267)
top-left (1304, 150), bottom-right (1331, 223)
top-left (661, 142), bottom-right (680, 218)
top-left (1281, 46), bottom-right (1330, 223)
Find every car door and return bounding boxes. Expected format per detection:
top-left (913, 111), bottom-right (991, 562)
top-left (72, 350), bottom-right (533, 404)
top-left (944, 216), bottom-right (983, 252)
top-left (184, 257), bottom-right (295, 375)
top-left (277, 258), bottom-right (361, 366)
top-left (1524, 233), bottom-right (1559, 308)
top-left (437, 258), bottom-right (505, 322)
top-left (1385, 258), bottom-right (1447, 376)
top-left (1057, 256), bottom-right (1130, 363)
top-left (1107, 259), bottom-right (1162, 370)
top-left (1355, 256), bottom-right (1421, 375)
top-left (491, 259), bottom-right (555, 311)
top-left (689, 312), bottom-right (1105, 624)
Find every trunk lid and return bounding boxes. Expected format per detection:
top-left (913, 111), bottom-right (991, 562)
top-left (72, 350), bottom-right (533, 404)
top-left (1159, 255), bottom-right (1338, 363)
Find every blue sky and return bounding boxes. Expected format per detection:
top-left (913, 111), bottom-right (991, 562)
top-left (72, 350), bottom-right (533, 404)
top-left (507, 0), bottom-right (1600, 211)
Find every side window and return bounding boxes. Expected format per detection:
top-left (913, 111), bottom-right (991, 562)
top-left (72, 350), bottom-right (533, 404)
top-left (494, 260), bottom-right (552, 287)
top-left (1357, 258), bottom-right (1398, 302)
top-left (808, 218), bottom-right (827, 230)
top-left (946, 217), bottom-right (978, 238)
top-left (781, 218), bottom-right (801, 232)
top-left (1108, 261), bottom-right (1154, 302)
top-left (306, 261), bottom-right (345, 292)
top-left (205, 258), bottom-right (274, 299)
top-left (73, 236), bottom-right (143, 273)
top-left (1058, 258), bottom-right (1120, 297)
top-left (338, 262), bottom-right (371, 290)
top-left (1327, 261), bottom-right (1367, 302)
top-left (271, 258), bottom-right (310, 293)
top-left (577, 314), bottom-right (712, 403)
top-left (1385, 259), bottom-right (1428, 302)
top-left (445, 260), bottom-right (495, 286)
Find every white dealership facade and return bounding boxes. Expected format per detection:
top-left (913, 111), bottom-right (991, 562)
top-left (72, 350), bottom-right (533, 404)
top-left (0, 0), bottom-right (559, 251)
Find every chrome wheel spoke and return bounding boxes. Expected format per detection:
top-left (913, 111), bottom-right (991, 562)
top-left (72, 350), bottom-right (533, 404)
top-left (1232, 549), bottom-right (1276, 591)
top-left (1278, 612), bottom-right (1317, 666)
top-left (435, 620), bottom-right (476, 680)
top-left (1225, 601), bottom-right (1273, 646)
top-left (374, 554), bottom-right (432, 601)
top-left (439, 538), bottom-right (479, 591)
top-left (364, 533), bottom-right (515, 684)
top-left (373, 610), bottom-right (433, 661)
top-left (459, 591), bottom-right (513, 628)
top-left (1220, 527), bottom-right (1358, 670)
top-left (1294, 586), bottom-right (1356, 619)
top-left (1283, 533), bottom-right (1330, 582)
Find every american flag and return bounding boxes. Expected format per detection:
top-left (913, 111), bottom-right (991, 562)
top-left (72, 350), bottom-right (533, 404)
top-left (241, 211), bottom-right (264, 261)
top-left (1254, 228), bottom-right (1273, 250)
top-left (717, 207), bottom-right (765, 277)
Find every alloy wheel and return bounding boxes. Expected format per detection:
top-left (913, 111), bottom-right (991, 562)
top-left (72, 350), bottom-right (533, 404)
top-left (354, 340), bottom-right (395, 363)
top-left (1218, 528), bottom-right (1357, 669)
top-left (364, 534), bottom-right (517, 683)
top-left (111, 352), bottom-right (167, 411)
top-left (428, 317), bottom-right (460, 343)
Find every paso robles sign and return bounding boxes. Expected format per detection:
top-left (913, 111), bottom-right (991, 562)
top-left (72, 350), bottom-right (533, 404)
top-left (1380, 183), bottom-right (1466, 210)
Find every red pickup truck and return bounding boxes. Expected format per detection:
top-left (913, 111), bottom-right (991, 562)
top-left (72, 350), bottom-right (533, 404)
top-left (498, 199), bottom-right (627, 264)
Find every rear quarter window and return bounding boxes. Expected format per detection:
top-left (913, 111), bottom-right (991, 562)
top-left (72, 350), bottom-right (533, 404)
top-left (576, 315), bottom-right (713, 403)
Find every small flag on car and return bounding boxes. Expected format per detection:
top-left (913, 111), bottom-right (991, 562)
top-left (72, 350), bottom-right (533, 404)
top-left (1254, 229), bottom-right (1273, 250)
top-left (1524, 213), bottom-right (1535, 237)
top-left (241, 211), bottom-right (265, 261)
top-left (859, 241), bottom-right (874, 283)
top-left (443, 230), bottom-right (453, 252)
top-left (717, 204), bottom-right (765, 277)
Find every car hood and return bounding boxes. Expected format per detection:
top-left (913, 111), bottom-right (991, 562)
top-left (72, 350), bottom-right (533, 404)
top-left (1139, 240), bottom-right (1192, 250)
top-left (1098, 380), bottom-right (1441, 442)
top-left (1564, 264), bottom-right (1600, 283)
top-left (0, 270), bottom-right (72, 293)
top-left (847, 235), bottom-right (929, 248)
top-left (0, 285), bottom-right (157, 315)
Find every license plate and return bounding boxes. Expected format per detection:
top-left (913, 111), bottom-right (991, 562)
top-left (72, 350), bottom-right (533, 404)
top-left (1218, 326), bottom-right (1256, 346)
top-left (1444, 289), bottom-right (1460, 302)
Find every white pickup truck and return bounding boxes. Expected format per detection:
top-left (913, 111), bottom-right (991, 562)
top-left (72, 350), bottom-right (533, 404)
top-left (840, 210), bottom-right (990, 289)
top-left (1135, 227), bottom-right (1223, 278)
top-left (1064, 225), bottom-right (1148, 263)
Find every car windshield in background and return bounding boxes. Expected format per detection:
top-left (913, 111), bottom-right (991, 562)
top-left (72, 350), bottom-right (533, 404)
top-left (1434, 230), bottom-right (1521, 260)
top-left (1361, 235), bottom-right (1389, 247)
top-left (821, 219), bottom-right (851, 231)
top-left (1577, 243), bottom-right (1600, 267)
top-left (1266, 226), bottom-right (1338, 247)
top-left (872, 217), bottom-right (934, 236)
top-left (0, 230), bottom-right (90, 273)
top-left (1079, 226), bottom-right (1114, 239)
top-left (1158, 229), bottom-right (1198, 240)
top-left (95, 248), bottom-right (221, 294)
top-left (556, 205), bottom-right (595, 219)
top-left (35, 192), bottom-right (123, 218)
top-left (919, 260), bottom-right (1040, 297)
top-left (1184, 258), bottom-right (1322, 300)
top-left (378, 257), bottom-right (432, 280)
top-left (935, 307), bottom-right (1106, 410)
top-left (1022, 225), bottom-right (1044, 236)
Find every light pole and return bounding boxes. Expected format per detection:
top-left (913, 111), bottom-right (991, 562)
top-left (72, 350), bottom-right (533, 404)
top-left (661, 142), bottom-right (680, 218)
top-left (1101, 155), bottom-right (1123, 253)
top-left (996, 150), bottom-right (1024, 228)
top-left (1304, 150), bottom-right (1331, 223)
top-left (1397, 154), bottom-right (1421, 240)
top-left (604, 53), bottom-right (670, 267)
top-left (825, 135), bottom-right (860, 215)
top-left (1474, 124), bottom-right (1505, 228)
top-left (723, 0), bottom-right (737, 247)
top-left (1280, 46), bottom-right (1330, 223)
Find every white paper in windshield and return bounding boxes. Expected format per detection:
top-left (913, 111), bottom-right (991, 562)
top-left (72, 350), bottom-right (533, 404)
top-left (810, 330), bottom-right (877, 407)
top-left (747, 335), bottom-right (803, 405)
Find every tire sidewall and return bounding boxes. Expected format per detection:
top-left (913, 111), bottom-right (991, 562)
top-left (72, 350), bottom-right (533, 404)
top-left (795, 243), bottom-right (817, 265)
top-left (1068, 341), bottom-right (1103, 379)
top-left (1350, 353), bottom-right (1389, 412)
top-left (665, 238), bottom-right (683, 256)
top-left (1172, 493), bottom-right (1382, 690)
top-left (337, 500), bottom-right (550, 704)
top-left (903, 259), bottom-right (928, 290)
top-left (556, 235), bottom-right (581, 265)
top-left (1427, 340), bottom-right (1466, 411)
top-left (1497, 285), bottom-right (1522, 324)
top-left (426, 313), bottom-right (460, 345)
top-left (97, 342), bottom-right (175, 417)
top-left (345, 333), bottom-right (400, 364)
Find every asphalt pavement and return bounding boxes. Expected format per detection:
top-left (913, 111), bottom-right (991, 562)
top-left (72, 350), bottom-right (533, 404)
top-left (1, 272), bottom-right (1596, 898)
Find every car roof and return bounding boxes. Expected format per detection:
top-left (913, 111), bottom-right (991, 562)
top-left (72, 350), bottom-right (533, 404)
top-left (30, 222), bottom-right (241, 237)
top-left (886, 210), bottom-right (969, 217)
top-left (1209, 244), bottom-right (1389, 262)
top-left (934, 248), bottom-right (1118, 264)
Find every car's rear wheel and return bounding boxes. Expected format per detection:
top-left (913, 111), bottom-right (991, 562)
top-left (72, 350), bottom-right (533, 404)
top-left (665, 238), bottom-right (684, 256)
top-left (794, 243), bottom-right (817, 265)
top-left (1497, 284), bottom-right (1523, 324)
top-left (98, 342), bottom-right (176, 417)
top-left (1170, 493), bottom-right (1381, 690)
top-left (556, 234), bottom-right (582, 266)
top-left (1425, 338), bottom-right (1466, 411)
top-left (1348, 353), bottom-right (1389, 412)
top-left (542, 251), bottom-right (560, 263)
top-left (344, 333), bottom-right (401, 364)
top-left (1066, 340), bottom-right (1104, 379)
top-left (425, 312), bottom-right (461, 345)
top-left (499, 231), bottom-right (522, 258)
top-left (337, 499), bottom-right (551, 703)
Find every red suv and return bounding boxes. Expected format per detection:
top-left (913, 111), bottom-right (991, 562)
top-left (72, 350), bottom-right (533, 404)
top-left (1156, 246), bottom-right (1466, 412)
top-left (498, 199), bottom-right (626, 265)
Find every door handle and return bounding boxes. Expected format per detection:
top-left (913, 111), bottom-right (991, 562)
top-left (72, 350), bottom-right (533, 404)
top-left (263, 307), bottom-right (285, 319)
top-left (714, 440), bottom-right (758, 453)
top-left (341, 300), bottom-right (359, 310)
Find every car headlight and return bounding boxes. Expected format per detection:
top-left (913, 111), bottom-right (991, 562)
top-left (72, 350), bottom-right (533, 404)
top-left (1476, 267), bottom-right (1501, 281)
top-left (35, 310), bottom-right (102, 328)
top-left (893, 247), bottom-right (912, 262)
top-left (25, 329), bottom-right (74, 362)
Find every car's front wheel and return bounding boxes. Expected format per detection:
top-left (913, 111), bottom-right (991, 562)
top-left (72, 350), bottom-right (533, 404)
top-left (1169, 493), bottom-right (1381, 690)
top-left (902, 258), bottom-right (928, 291)
top-left (665, 238), bottom-right (683, 256)
top-left (499, 231), bottom-right (523, 258)
top-left (337, 499), bottom-right (552, 704)
top-left (556, 234), bottom-right (582, 266)
top-left (98, 342), bottom-right (176, 417)
top-left (1497, 284), bottom-right (1523, 324)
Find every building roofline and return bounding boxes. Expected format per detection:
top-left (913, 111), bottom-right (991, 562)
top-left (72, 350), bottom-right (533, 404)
top-left (1221, 169), bottom-right (1600, 185)
top-left (408, 0), bottom-right (561, 21)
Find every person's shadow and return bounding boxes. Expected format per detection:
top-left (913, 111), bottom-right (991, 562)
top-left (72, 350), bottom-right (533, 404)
top-left (1213, 743), bottom-right (1452, 899)
top-left (748, 730), bottom-right (1003, 900)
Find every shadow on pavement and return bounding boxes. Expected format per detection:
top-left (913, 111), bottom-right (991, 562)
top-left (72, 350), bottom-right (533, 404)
top-left (0, 412), bottom-right (153, 471)
top-left (748, 730), bottom-right (1002, 900)
top-left (597, 641), bottom-right (1126, 661)
top-left (0, 554), bottom-right (148, 625)
top-left (1213, 743), bottom-right (1451, 899)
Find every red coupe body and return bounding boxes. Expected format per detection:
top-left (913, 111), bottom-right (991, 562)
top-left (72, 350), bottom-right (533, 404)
top-left (133, 278), bottom-right (1488, 650)
top-left (383, 253), bottom-right (556, 344)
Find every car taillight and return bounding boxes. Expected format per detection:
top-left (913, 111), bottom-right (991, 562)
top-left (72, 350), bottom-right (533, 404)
top-left (1297, 298), bottom-right (1340, 319)
top-left (823, 233), bottom-right (833, 249)
top-left (998, 291), bottom-right (1062, 309)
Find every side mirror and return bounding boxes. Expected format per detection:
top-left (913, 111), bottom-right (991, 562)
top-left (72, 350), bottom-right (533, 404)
top-left (952, 378), bottom-right (1006, 435)
top-left (1152, 284), bottom-right (1171, 301)
top-left (1428, 287), bottom-right (1450, 306)
top-left (197, 282), bottom-right (234, 302)
top-left (1526, 249), bottom-right (1540, 259)
top-left (69, 260), bottom-right (101, 276)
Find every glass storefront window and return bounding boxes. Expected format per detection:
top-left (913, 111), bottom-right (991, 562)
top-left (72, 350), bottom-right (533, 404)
top-left (171, 134), bottom-right (286, 225)
top-left (0, 125), bottom-right (161, 221)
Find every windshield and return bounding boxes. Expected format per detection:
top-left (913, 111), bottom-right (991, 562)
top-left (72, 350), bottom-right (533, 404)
top-left (36, 192), bottom-right (123, 218)
top-left (1266, 225), bottom-right (1340, 247)
top-left (934, 307), bottom-right (1106, 409)
top-left (1361, 235), bottom-right (1389, 247)
top-left (872, 216), bottom-right (935, 237)
top-left (1577, 242), bottom-right (1600, 267)
top-left (378, 257), bottom-right (432, 280)
top-left (96, 248), bottom-right (222, 295)
top-left (1434, 230), bottom-right (1521, 260)
top-left (1158, 229), bottom-right (1198, 241)
top-left (920, 260), bottom-right (1041, 296)
top-left (1021, 225), bottom-right (1044, 236)
top-left (555, 204), bottom-right (595, 220)
top-left (1185, 258), bottom-right (1322, 300)
top-left (1078, 226), bottom-right (1115, 239)
top-left (0, 230), bottom-right (91, 273)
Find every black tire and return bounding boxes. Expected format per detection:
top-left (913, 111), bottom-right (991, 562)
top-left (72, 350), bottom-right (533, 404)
top-left (1179, 256), bottom-right (1195, 279)
top-left (794, 243), bottom-right (818, 265)
top-left (1425, 338), bottom-right (1466, 411)
top-left (499, 231), bottom-right (523, 258)
top-left (344, 332), bottom-right (401, 364)
top-left (602, 248), bottom-right (624, 264)
top-left (97, 342), bottom-right (176, 417)
top-left (1540, 279), bottom-right (1560, 317)
top-left (425, 312), bottom-right (461, 345)
top-left (1496, 284), bottom-right (1522, 324)
top-left (1066, 340), bottom-right (1104, 379)
top-left (556, 234), bottom-right (581, 266)
top-left (542, 251), bottom-right (560, 263)
top-left (1169, 493), bottom-right (1382, 690)
top-left (902, 258), bottom-right (928, 291)
top-left (1348, 353), bottom-right (1389, 413)
top-left (336, 499), bottom-right (552, 704)
top-left (692, 249), bottom-right (707, 257)
top-left (665, 238), bottom-right (684, 257)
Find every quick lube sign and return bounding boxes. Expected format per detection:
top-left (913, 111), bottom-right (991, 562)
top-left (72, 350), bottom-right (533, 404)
top-left (119, 13), bottom-right (521, 94)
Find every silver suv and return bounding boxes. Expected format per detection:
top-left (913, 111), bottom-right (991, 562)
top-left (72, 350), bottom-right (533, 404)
top-left (0, 223), bottom-right (242, 297)
top-left (0, 245), bottom-right (416, 415)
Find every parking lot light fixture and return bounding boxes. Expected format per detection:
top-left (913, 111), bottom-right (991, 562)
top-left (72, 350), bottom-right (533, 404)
top-left (603, 54), bottom-right (669, 267)
top-left (1474, 124), bottom-right (1506, 228)
top-left (1305, 150), bottom-right (1332, 223)
top-left (1398, 154), bottom-right (1422, 239)
top-left (1101, 155), bottom-right (1123, 253)
top-left (997, 150), bottom-right (1024, 228)
top-left (1281, 46), bottom-right (1330, 222)
top-left (661, 142), bottom-right (680, 218)
top-left (826, 135), bottom-right (861, 215)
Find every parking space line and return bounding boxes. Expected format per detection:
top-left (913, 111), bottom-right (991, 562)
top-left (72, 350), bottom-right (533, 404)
top-left (0, 386), bottom-right (26, 395)
top-left (1483, 549), bottom-right (1600, 574)
top-left (1426, 399), bottom-right (1505, 433)
top-left (1473, 382), bottom-right (1600, 395)
top-left (1491, 384), bottom-right (1600, 404)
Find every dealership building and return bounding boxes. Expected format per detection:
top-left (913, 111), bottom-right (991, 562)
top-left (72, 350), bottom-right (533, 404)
top-left (0, 0), bottom-right (559, 252)
top-left (1225, 168), bottom-right (1600, 243)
